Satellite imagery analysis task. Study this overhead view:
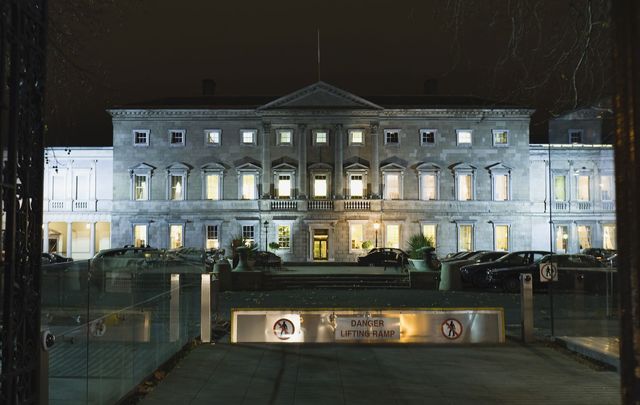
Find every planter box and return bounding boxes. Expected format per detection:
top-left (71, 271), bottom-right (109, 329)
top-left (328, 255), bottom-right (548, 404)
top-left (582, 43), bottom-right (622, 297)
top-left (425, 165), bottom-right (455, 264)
top-left (408, 258), bottom-right (428, 271)
top-left (410, 271), bottom-right (440, 289)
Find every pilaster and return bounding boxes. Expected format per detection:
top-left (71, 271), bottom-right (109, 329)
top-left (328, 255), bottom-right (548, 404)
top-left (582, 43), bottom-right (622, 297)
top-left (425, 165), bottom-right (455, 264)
top-left (334, 124), bottom-right (344, 199)
top-left (297, 124), bottom-right (307, 199)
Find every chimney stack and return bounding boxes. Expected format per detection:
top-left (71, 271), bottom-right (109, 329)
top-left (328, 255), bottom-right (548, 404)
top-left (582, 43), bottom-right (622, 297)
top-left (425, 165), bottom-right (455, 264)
top-left (423, 79), bottom-right (438, 95)
top-left (202, 79), bottom-right (216, 96)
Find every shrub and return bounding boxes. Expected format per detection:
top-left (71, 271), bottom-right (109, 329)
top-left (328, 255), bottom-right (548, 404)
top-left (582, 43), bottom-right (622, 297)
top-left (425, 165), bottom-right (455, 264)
top-left (361, 240), bottom-right (373, 250)
top-left (406, 234), bottom-right (434, 259)
top-left (268, 242), bottom-right (280, 251)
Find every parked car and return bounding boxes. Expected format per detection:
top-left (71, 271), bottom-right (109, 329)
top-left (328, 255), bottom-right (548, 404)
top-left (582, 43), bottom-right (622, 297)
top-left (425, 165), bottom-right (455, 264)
top-left (460, 250), bottom-right (552, 287)
top-left (581, 248), bottom-right (616, 263)
top-left (357, 248), bottom-right (409, 267)
top-left (253, 251), bottom-right (282, 268)
top-left (485, 253), bottom-right (606, 293)
top-left (441, 251), bottom-right (487, 263)
top-left (91, 246), bottom-right (163, 270)
top-left (41, 252), bottom-right (73, 264)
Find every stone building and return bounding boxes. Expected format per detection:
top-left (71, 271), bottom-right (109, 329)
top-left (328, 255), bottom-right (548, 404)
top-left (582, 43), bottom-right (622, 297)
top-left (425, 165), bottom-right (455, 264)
top-left (107, 82), bottom-right (538, 261)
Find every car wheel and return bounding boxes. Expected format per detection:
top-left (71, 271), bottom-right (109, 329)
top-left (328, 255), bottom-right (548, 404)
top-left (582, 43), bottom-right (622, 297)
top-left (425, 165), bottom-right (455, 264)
top-left (503, 277), bottom-right (520, 293)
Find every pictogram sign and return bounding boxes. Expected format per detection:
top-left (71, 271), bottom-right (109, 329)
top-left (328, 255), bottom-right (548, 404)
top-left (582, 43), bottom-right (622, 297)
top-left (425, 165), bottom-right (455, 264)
top-left (273, 318), bottom-right (295, 340)
top-left (441, 318), bottom-right (463, 340)
top-left (539, 262), bottom-right (558, 282)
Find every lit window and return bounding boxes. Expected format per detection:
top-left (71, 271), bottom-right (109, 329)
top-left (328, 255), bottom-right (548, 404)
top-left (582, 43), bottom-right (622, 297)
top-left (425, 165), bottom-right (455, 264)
top-left (170, 175), bottom-right (183, 200)
top-left (456, 129), bottom-right (472, 146)
top-left (133, 225), bottom-right (147, 247)
top-left (241, 130), bottom-right (256, 145)
top-left (349, 129), bottom-right (364, 145)
top-left (458, 224), bottom-right (473, 252)
top-left (384, 173), bottom-right (401, 200)
top-left (206, 174), bottom-right (220, 200)
top-left (555, 225), bottom-right (569, 253)
top-left (385, 224), bottom-right (400, 249)
top-left (457, 174), bottom-right (473, 201)
top-left (577, 225), bottom-right (592, 250)
top-left (278, 174), bottom-right (291, 198)
top-left (350, 224), bottom-right (364, 250)
top-left (313, 175), bottom-right (328, 198)
top-left (420, 173), bottom-right (437, 200)
top-left (420, 129), bottom-right (436, 146)
top-left (242, 225), bottom-right (255, 244)
top-left (133, 130), bottom-right (149, 146)
top-left (600, 175), bottom-right (614, 201)
top-left (569, 130), bottom-right (583, 143)
top-left (577, 175), bottom-right (590, 201)
top-left (315, 131), bottom-right (328, 145)
top-left (494, 174), bottom-right (509, 201)
top-left (603, 224), bottom-right (616, 250)
top-left (278, 225), bottom-right (291, 249)
top-left (278, 130), bottom-right (292, 145)
top-left (349, 175), bottom-right (364, 198)
top-left (554, 175), bottom-right (566, 201)
top-left (241, 174), bottom-right (256, 200)
top-left (493, 130), bottom-right (508, 146)
top-left (205, 130), bottom-right (221, 146)
top-left (494, 225), bottom-right (509, 251)
top-left (384, 130), bottom-right (400, 145)
top-left (134, 175), bottom-right (148, 201)
top-left (170, 225), bottom-right (183, 249)
top-left (170, 130), bottom-right (185, 146)
top-left (422, 224), bottom-right (437, 247)
top-left (206, 225), bottom-right (219, 249)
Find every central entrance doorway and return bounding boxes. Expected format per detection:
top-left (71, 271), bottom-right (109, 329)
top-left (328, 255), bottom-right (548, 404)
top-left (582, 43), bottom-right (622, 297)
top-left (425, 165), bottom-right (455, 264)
top-left (313, 229), bottom-right (329, 260)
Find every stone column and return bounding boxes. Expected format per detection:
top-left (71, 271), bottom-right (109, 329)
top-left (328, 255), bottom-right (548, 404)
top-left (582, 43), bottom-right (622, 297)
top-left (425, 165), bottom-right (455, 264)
top-left (297, 124), bottom-right (307, 199)
top-left (370, 122), bottom-right (380, 198)
top-left (42, 222), bottom-right (49, 253)
top-left (261, 123), bottom-right (271, 198)
top-left (66, 222), bottom-right (73, 258)
top-left (334, 124), bottom-right (344, 199)
top-left (89, 222), bottom-right (96, 257)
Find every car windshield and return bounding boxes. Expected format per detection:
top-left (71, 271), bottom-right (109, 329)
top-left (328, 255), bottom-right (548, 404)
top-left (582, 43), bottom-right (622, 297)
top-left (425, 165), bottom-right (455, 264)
top-left (495, 252), bottom-right (527, 265)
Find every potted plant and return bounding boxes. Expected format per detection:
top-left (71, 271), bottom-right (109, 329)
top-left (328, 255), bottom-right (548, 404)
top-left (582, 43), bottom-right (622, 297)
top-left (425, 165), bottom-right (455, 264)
top-left (406, 234), bottom-right (434, 272)
top-left (268, 242), bottom-right (280, 252)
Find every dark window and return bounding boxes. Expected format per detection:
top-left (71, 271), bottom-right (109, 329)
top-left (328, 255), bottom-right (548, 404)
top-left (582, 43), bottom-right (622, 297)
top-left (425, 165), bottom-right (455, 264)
top-left (385, 131), bottom-right (399, 144)
top-left (421, 130), bottom-right (436, 145)
top-left (569, 130), bottom-right (583, 143)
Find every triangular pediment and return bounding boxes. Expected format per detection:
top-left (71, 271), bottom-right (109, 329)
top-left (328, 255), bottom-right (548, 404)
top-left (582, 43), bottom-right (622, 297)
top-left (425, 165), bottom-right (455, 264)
top-left (201, 162), bottom-right (226, 172)
top-left (344, 162), bottom-right (369, 172)
top-left (486, 162), bottom-right (512, 172)
top-left (308, 162), bottom-right (333, 171)
top-left (166, 162), bottom-right (192, 171)
top-left (272, 162), bottom-right (297, 171)
top-left (258, 81), bottom-right (383, 110)
top-left (380, 162), bottom-right (406, 172)
top-left (129, 162), bottom-right (155, 173)
top-left (236, 162), bottom-right (262, 172)
top-left (450, 162), bottom-right (476, 171)
top-left (416, 162), bottom-right (441, 172)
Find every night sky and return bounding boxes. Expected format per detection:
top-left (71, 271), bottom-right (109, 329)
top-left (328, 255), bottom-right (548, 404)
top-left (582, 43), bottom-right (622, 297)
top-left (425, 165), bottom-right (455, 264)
top-left (45, 0), bottom-right (611, 147)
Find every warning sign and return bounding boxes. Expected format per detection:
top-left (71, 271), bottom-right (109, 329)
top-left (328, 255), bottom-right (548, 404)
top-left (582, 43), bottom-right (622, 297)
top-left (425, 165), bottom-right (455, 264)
top-left (539, 262), bottom-right (558, 283)
top-left (273, 318), bottom-right (295, 340)
top-left (441, 318), bottom-right (463, 340)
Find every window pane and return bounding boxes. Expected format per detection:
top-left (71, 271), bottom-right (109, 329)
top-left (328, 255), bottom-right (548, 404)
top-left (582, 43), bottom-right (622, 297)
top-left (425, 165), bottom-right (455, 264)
top-left (350, 175), bottom-right (363, 198)
top-left (601, 175), bottom-right (614, 201)
top-left (134, 175), bottom-right (147, 200)
top-left (603, 224), bottom-right (616, 250)
top-left (278, 175), bottom-right (291, 198)
top-left (556, 226), bottom-right (569, 253)
top-left (350, 130), bottom-right (363, 144)
top-left (577, 175), bottom-right (590, 200)
top-left (554, 176), bottom-right (566, 201)
top-left (278, 225), bottom-right (290, 249)
top-left (457, 130), bottom-right (472, 144)
top-left (134, 225), bottom-right (147, 248)
top-left (385, 131), bottom-right (399, 144)
top-left (242, 225), bottom-right (255, 244)
top-left (242, 131), bottom-right (254, 144)
top-left (386, 174), bottom-right (400, 199)
top-left (459, 225), bottom-right (473, 251)
top-left (421, 130), bottom-right (435, 145)
top-left (171, 175), bottom-right (183, 200)
top-left (242, 175), bottom-right (255, 199)
top-left (207, 130), bottom-right (220, 144)
top-left (422, 224), bottom-right (436, 247)
top-left (52, 176), bottom-right (66, 200)
top-left (206, 225), bottom-right (219, 249)
top-left (170, 225), bottom-right (183, 249)
top-left (385, 224), bottom-right (400, 249)
top-left (315, 132), bottom-right (327, 144)
top-left (457, 174), bottom-right (472, 200)
top-left (350, 224), bottom-right (364, 250)
top-left (314, 175), bottom-right (327, 198)
top-left (495, 225), bottom-right (509, 251)
top-left (493, 130), bottom-right (508, 145)
top-left (495, 174), bottom-right (509, 201)
top-left (577, 225), bottom-right (591, 250)
top-left (422, 174), bottom-right (436, 200)
top-left (206, 174), bottom-right (219, 200)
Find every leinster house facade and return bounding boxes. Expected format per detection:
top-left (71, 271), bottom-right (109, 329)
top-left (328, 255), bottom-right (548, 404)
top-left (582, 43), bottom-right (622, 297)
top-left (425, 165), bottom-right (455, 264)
top-left (42, 82), bottom-right (615, 261)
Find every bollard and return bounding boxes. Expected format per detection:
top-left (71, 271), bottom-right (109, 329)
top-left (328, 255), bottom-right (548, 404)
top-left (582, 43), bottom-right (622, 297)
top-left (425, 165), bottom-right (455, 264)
top-left (520, 273), bottom-right (534, 343)
top-left (200, 274), bottom-right (212, 343)
top-left (170, 274), bottom-right (180, 342)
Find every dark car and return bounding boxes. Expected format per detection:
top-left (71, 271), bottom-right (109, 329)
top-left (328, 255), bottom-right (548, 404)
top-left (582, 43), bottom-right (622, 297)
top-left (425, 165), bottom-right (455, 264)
top-left (41, 252), bottom-right (73, 264)
top-left (485, 254), bottom-right (606, 292)
top-left (460, 250), bottom-right (552, 287)
top-left (357, 248), bottom-right (409, 267)
top-left (253, 251), bottom-right (282, 268)
top-left (581, 248), bottom-right (616, 263)
top-left (441, 251), bottom-right (487, 263)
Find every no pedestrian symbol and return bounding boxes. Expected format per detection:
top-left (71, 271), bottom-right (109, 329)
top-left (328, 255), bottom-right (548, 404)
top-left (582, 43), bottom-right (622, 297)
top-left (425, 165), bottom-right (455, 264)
top-left (441, 318), bottom-right (463, 340)
top-left (273, 318), bottom-right (295, 340)
top-left (540, 262), bottom-right (558, 283)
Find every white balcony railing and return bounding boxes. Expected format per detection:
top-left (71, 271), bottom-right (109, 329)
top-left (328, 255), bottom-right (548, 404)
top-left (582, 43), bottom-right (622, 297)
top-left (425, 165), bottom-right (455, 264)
top-left (344, 200), bottom-right (371, 211)
top-left (308, 200), bottom-right (334, 211)
top-left (271, 200), bottom-right (298, 211)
